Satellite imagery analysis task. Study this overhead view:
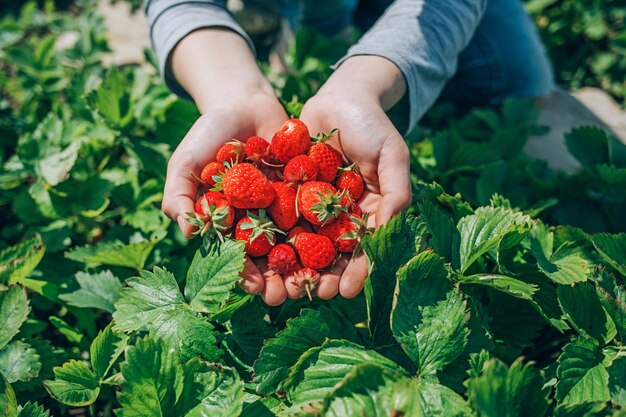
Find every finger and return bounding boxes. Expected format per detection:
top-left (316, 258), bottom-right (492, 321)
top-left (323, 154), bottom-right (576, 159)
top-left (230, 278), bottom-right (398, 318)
top-left (283, 271), bottom-right (304, 299)
top-left (376, 135), bottom-right (412, 226)
top-left (239, 256), bottom-right (265, 294)
top-left (257, 257), bottom-right (288, 306)
top-left (317, 255), bottom-right (349, 299)
top-left (339, 253), bottom-right (369, 298)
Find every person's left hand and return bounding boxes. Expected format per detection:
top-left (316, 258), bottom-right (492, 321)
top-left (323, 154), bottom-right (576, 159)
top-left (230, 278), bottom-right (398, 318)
top-left (299, 57), bottom-right (412, 299)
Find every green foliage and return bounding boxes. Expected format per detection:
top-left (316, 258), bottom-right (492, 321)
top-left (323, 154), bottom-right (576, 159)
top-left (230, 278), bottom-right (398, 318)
top-left (1, 1), bottom-right (626, 416)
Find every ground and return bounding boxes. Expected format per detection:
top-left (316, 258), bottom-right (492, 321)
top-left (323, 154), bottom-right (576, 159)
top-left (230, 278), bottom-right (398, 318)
top-left (98, 0), bottom-right (626, 173)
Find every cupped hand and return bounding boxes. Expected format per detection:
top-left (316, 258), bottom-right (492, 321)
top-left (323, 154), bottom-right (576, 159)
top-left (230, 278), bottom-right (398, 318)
top-left (298, 88), bottom-right (412, 299)
top-left (162, 92), bottom-right (291, 305)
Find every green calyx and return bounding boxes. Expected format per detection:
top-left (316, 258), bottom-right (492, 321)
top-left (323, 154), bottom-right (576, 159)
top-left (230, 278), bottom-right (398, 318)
top-left (239, 209), bottom-right (285, 244)
top-left (339, 212), bottom-right (374, 256)
top-left (311, 189), bottom-right (348, 224)
top-left (186, 201), bottom-right (232, 241)
top-left (312, 128), bottom-right (338, 144)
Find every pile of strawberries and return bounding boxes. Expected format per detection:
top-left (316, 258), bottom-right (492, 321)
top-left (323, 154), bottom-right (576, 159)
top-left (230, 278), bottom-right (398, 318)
top-left (187, 119), bottom-right (370, 300)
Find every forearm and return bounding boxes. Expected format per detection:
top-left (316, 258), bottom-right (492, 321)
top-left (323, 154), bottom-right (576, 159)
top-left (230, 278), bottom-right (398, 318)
top-left (170, 28), bottom-right (274, 113)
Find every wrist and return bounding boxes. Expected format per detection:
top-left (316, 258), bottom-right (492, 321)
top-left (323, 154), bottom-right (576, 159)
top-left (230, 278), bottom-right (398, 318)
top-left (171, 28), bottom-right (275, 113)
top-left (320, 55), bottom-right (407, 111)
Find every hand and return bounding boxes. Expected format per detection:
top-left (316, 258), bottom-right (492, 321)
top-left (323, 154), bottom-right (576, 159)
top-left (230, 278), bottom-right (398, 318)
top-left (298, 56), bottom-right (412, 299)
top-left (162, 29), bottom-right (291, 305)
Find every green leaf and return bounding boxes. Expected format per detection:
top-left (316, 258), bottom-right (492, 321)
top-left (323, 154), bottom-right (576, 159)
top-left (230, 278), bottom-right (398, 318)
top-left (117, 337), bottom-right (183, 417)
top-left (90, 70), bottom-right (133, 129)
top-left (90, 323), bottom-right (126, 381)
top-left (552, 401), bottom-right (607, 417)
top-left (0, 235), bottom-right (45, 283)
top-left (65, 234), bottom-right (163, 270)
top-left (362, 213), bottom-right (423, 344)
top-left (466, 356), bottom-right (549, 417)
top-left (457, 206), bottom-right (533, 273)
top-left (38, 141), bottom-right (80, 186)
top-left (17, 402), bottom-right (50, 417)
top-left (0, 341), bottom-right (41, 383)
top-left (229, 302), bottom-right (276, 360)
top-left (391, 251), bottom-right (468, 374)
top-left (608, 356), bottom-right (626, 408)
top-left (44, 360), bottom-right (100, 406)
top-left (0, 286), bottom-right (29, 349)
top-left (459, 274), bottom-right (537, 300)
top-left (185, 239), bottom-right (246, 314)
top-left (253, 307), bottom-right (357, 395)
top-left (418, 200), bottom-right (459, 265)
top-left (49, 316), bottom-right (86, 347)
top-left (0, 374), bottom-right (17, 417)
top-left (595, 273), bottom-right (626, 343)
top-left (556, 337), bottom-right (610, 405)
top-left (530, 226), bottom-right (589, 285)
top-left (113, 267), bottom-right (220, 361)
top-left (283, 339), bottom-right (403, 414)
top-left (565, 126), bottom-right (609, 171)
top-left (59, 270), bottom-right (123, 313)
top-left (319, 363), bottom-right (472, 417)
top-left (175, 360), bottom-right (244, 417)
top-left (558, 282), bottom-right (616, 344)
top-left (592, 234), bottom-right (626, 276)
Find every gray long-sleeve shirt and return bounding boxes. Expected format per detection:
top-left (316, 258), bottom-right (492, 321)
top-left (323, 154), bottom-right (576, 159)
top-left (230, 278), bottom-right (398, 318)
top-left (144, 0), bottom-right (487, 131)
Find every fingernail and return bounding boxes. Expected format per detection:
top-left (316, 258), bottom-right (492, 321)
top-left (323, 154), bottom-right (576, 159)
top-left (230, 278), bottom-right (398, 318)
top-left (177, 215), bottom-right (186, 232)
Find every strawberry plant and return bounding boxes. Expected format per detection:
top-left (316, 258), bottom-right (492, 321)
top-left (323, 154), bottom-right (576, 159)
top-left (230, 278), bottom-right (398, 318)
top-left (1, 1), bottom-right (626, 416)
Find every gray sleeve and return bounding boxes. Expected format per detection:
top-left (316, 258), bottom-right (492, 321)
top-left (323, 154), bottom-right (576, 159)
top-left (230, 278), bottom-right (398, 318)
top-left (144, 0), bottom-right (255, 99)
top-left (338, 0), bottom-right (487, 131)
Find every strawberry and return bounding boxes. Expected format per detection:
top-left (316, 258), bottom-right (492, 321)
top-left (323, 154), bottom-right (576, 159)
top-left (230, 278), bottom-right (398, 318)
top-left (199, 161), bottom-right (226, 186)
top-left (284, 155), bottom-right (318, 185)
top-left (216, 140), bottom-right (245, 165)
top-left (318, 212), bottom-right (372, 253)
top-left (290, 267), bottom-right (321, 301)
top-left (308, 130), bottom-right (342, 183)
top-left (267, 243), bottom-right (298, 274)
top-left (267, 182), bottom-right (299, 231)
top-left (235, 209), bottom-right (284, 257)
top-left (187, 191), bottom-right (234, 238)
top-left (297, 181), bottom-right (348, 225)
top-left (244, 136), bottom-right (271, 165)
top-left (294, 232), bottom-right (336, 270)
top-left (336, 166), bottom-right (364, 201)
top-left (270, 119), bottom-right (310, 163)
top-left (222, 163), bottom-right (276, 209)
top-left (287, 225), bottom-right (306, 242)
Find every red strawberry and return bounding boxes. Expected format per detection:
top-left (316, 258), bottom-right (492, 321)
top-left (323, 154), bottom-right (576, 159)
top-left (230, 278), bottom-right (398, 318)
top-left (270, 119), bottom-right (310, 163)
top-left (267, 182), bottom-right (299, 231)
top-left (284, 155), bottom-right (318, 185)
top-left (222, 163), bottom-right (276, 209)
top-left (267, 243), bottom-right (298, 274)
top-left (199, 162), bottom-right (226, 186)
top-left (216, 141), bottom-right (245, 165)
top-left (336, 166), bottom-right (364, 201)
top-left (294, 232), bottom-right (336, 270)
top-left (187, 191), bottom-right (234, 238)
top-left (290, 267), bottom-right (321, 301)
top-left (287, 225), bottom-right (306, 242)
top-left (235, 209), bottom-right (283, 257)
top-left (349, 202), bottom-right (363, 217)
top-left (298, 181), bottom-right (348, 225)
top-left (244, 136), bottom-right (271, 165)
top-left (308, 130), bottom-right (342, 183)
top-left (318, 212), bottom-right (371, 253)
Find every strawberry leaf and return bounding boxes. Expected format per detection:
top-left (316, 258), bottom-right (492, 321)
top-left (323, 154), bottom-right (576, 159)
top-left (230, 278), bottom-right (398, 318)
top-left (558, 282), bottom-right (616, 344)
top-left (253, 307), bottom-right (358, 395)
top-left (113, 267), bottom-right (220, 362)
top-left (0, 341), bottom-right (41, 383)
top-left (184, 239), bottom-right (246, 314)
top-left (0, 235), bottom-right (45, 283)
top-left (556, 337), bottom-right (610, 405)
top-left (59, 270), bottom-right (123, 313)
top-left (592, 233), bottom-right (626, 276)
top-left (44, 360), bottom-right (100, 406)
top-left (0, 286), bottom-right (29, 350)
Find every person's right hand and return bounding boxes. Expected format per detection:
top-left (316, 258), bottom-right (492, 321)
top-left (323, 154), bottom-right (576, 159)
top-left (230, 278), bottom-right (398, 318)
top-left (162, 29), bottom-right (291, 305)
